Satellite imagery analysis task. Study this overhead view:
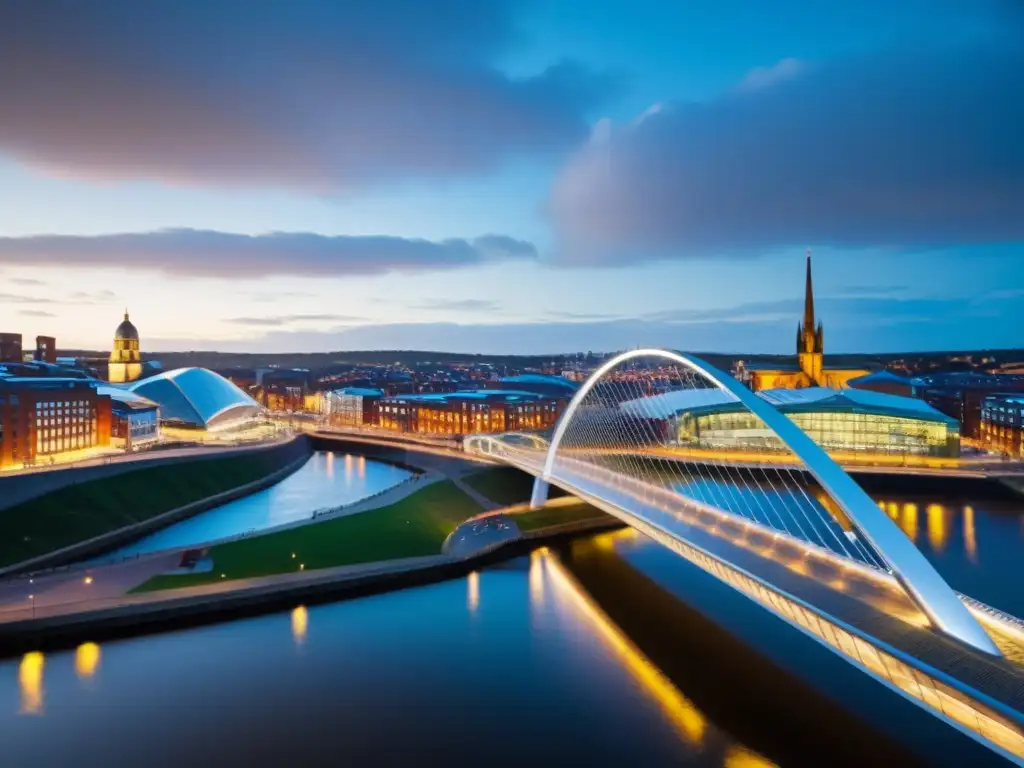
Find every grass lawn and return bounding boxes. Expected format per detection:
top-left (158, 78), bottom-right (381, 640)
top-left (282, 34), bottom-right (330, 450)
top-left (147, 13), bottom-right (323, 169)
top-left (462, 466), bottom-right (567, 507)
top-left (513, 502), bottom-right (611, 532)
top-left (0, 452), bottom-right (291, 567)
top-left (131, 480), bottom-right (483, 593)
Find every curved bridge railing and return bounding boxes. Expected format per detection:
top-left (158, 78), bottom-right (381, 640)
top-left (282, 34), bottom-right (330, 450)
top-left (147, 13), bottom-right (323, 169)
top-left (466, 349), bottom-right (998, 656)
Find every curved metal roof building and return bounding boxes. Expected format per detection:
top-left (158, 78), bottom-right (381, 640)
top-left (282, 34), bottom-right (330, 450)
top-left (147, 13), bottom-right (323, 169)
top-left (127, 367), bottom-right (261, 429)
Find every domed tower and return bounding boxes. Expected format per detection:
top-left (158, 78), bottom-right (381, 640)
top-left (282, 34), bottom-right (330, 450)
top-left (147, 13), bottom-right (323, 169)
top-left (108, 310), bottom-right (143, 383)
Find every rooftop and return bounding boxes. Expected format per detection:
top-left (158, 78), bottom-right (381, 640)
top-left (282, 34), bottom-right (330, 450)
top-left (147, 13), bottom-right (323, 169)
top-left (620, 385), bottom-right (958, 426)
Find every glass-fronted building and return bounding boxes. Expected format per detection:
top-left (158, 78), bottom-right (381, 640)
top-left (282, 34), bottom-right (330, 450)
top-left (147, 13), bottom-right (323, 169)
top-left (624, 386), bottom-right (960, 458)
top-left (128, 368), bottom-right (262, 430)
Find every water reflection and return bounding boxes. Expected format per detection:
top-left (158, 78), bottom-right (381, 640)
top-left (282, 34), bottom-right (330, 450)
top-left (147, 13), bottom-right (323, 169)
top-left (541, 550), bottom-right (709, 746)
top-left (74, 643), bottom-right (101, 680)
top-left (18, 652), bottom-right (44, 715)
top-left (724, 746), bottom-right (778, 768)
top-left (901, 503), bottom-right (918, 543)
top-left (528, 548), bottom-right (545, 607)
top-left (926, 504), bottom-right (947, 552)
top-left (964, 506), bottom-right (977, 563)
top-left (291, 605), bottom-right (308, 646)
top-left (467, 571), bottom-right (479, 613)
top-left (102, 452), bottom-right (410, 558)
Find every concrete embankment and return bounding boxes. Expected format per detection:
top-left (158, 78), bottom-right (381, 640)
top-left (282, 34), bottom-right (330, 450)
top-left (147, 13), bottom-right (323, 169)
top-left (0, 436), bottom-right (300, 512)
top-left (0, 517), bottom-right (620, 657)
top-left (0, 436), bottom-right (313, 577)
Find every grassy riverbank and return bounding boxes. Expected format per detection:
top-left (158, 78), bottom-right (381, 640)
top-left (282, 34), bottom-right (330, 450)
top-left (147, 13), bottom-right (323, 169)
top-left (512, 501), bottom-right (611, 532)
top-left (462, 466), bottom-right (568, 506)
top-left (0, 451), bottom-right (297, 567)
top-left (132, 480), bottom-right (483, 593)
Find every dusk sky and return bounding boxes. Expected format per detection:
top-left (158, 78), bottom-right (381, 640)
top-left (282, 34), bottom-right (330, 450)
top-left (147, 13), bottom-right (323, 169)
top-left (0, 0), bottom-right (1022, 355)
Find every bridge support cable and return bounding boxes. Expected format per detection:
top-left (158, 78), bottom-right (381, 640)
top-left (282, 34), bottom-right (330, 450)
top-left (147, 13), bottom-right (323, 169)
top-left (530, 349), bottom-right (1000, 657)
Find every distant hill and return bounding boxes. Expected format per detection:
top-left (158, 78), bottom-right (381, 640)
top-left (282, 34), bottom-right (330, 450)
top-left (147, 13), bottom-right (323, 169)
top-left (55, 347), bottom-right (1024, 378)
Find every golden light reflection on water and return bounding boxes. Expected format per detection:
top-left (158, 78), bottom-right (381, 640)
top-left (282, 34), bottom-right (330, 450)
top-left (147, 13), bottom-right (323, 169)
top-left (357, 455), bottom-right (366, 480)
top-left (528, 548), bottom-right (545, 607)
top-left (926, 504), bottom-right (947, 552)
top-left (325, 451), bottom-right (334, 478)
top-left (467, 571), bottom-right (479, 613)
top-left (291, 605), bottom-right (308, 646)
top-left (900, 503), bottom-right (918, 542)
top-left (540, 550), bottom-right (710, 746)
top-left (344, 454), bottom-right (353, 483)
top-left (724, 745), bottom-right (778, 768)
top-left (963, 506), bottom-right (977, 564)
top-left (75, 643), bottom-right (101, 679)
top-left (18, 652), bottom-right (44, 715)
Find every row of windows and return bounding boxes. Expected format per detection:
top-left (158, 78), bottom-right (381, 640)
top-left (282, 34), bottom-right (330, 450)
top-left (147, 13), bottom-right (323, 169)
top-left (676, 410), bottom-right (959, 457)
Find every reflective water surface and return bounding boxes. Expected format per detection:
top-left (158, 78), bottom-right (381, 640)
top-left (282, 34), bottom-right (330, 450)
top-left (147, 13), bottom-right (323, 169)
top-left (671, 477), bottom-right (1024, 617)
top-left (1, 552), bottom-right (772, 767)
top-left (102, 451), bottom-right (410, 558)
top-left (873, 495), bottom-right (1024, 617)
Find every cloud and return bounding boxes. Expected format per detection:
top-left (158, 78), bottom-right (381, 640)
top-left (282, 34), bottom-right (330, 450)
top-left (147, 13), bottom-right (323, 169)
top-left (0, 229), bottom-right (538, 278)
top-left (68, 290), bottom-right (118, 302)
top-left (18, 309), bottom-right (56, 318)
top-left (0, 293), bottom-right (53, 304)
top-left (412, 299), bottom-right (502, 312)
top-left (225, 314), bottom-right (365, 327)
top-left (0, 1), bottom-right (609, 190)
top-left (147, 288), bottom-right (1024, 355)
top-left (549, 40), bottom-right (1024, 262)
top-left (8, 277), bottom-right (46, 286)
top-left (737, 58), bottom-right (804, 91)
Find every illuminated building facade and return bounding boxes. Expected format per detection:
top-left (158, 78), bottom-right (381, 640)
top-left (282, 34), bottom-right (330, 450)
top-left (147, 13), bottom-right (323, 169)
top-left (0, 378), bottom-right (112, 468)
top-left (624, 386), bottom-right (961, 458)
top-left (128, 367), bottom-right (262, 430)
top-left (378, 390), bottom-right (566, 436)
top-left (979, 395), bottom-right (1023, 458)
top-left (108, 311), bottom-right (143, 384)
top-left (324, 388), bottom-right (383, 428)
top-left (100, 387), bottom-right (161, 448)
top-left (737, 252), bottom-right (869, 392)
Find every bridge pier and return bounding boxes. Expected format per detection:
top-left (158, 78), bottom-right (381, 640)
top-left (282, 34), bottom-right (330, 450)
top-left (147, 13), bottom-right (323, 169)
top-left (529, 477), bottom-right (550, 509)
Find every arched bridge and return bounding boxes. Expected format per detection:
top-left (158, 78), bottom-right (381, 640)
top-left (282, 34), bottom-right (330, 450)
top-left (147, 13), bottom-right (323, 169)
top-left (465, 349), bottom-right (1024, 761)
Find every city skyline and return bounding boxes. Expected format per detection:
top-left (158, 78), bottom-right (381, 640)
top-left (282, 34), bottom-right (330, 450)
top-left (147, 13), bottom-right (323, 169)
top-left (1, 0), bottom-right (1022, 354)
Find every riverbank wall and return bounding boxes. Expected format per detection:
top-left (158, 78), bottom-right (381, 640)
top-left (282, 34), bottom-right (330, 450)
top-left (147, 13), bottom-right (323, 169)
top-left (0, 436), bottom-right (313, 577)
top-left (0, 517), bottom-right (618, 656)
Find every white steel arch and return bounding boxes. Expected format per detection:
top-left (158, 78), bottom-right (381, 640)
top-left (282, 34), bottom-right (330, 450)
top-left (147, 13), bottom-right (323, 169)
top-left (539, 348), bottom-right (999, 656)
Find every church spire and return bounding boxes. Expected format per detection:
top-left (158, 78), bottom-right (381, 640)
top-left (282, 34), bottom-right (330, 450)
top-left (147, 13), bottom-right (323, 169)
top-left (803, 248), bottom-right (815, 333)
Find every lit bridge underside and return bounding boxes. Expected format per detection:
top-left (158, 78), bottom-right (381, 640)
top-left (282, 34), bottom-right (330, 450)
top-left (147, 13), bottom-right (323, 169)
top-left (464, 350), bottom-right (1024, 762)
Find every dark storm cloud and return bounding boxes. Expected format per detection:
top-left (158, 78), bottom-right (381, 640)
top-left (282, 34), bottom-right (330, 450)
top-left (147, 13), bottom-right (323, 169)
top-left (0, 229), bottom-right (539, 278)
top-left (550, 42), bottom-right (1024, 261)
top-left (0, 0), bottom-right (609, 189)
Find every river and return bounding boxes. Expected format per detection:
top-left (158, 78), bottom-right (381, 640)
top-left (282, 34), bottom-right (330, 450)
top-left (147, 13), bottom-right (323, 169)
top-left (2, 538), bottom-right (1001, 766)
top-left (100, 451), bottom-right (411, 559)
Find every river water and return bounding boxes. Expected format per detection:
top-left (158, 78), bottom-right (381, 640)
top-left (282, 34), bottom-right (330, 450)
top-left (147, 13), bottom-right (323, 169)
top-left (1, 539), bottom-right (1000, 766)
top-left (9, 456), bottom-right (1012, 765)
top-left (101, 452), bottom-right (411, 559)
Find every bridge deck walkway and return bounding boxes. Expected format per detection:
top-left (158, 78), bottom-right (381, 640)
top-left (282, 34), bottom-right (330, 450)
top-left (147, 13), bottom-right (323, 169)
top-left (508, 454), bottom-right (1024, 720)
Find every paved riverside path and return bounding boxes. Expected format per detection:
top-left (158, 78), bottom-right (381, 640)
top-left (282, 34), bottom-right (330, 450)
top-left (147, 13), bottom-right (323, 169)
top-left (0, 553), bottom-right (452, 628)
